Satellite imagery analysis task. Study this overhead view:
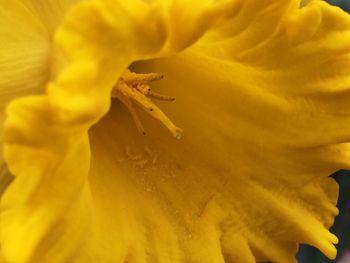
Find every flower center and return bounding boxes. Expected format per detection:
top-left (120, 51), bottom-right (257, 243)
top-left (112, 69), bottom-right (183, 139)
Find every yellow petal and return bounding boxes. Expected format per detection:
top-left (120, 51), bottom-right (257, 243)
top-left (17, 0), bottom-right (84, 33)
top-left (1, 1), bottom-right (168, 261)
top-left (0, 0), bottom-right (85, 109)
top-left (1, 0), bottom-right (350, 262)
top-left (0, 0), bottom-right (51, 188)
top-left (0, 0), bottom-right (50, 107)
top-left (0, 0), bottom-right (84, 213)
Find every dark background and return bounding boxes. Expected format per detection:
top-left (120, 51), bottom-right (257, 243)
top-left (326, 0), bottom-right (350, 11)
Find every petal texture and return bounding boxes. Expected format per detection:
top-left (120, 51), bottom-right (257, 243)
top-left (0, 0), bottom-right (52, 189)
top-left (17, 0), bottom-right (85, 33)
top-left (0, 0), bottom-right (85, 109)
top-left (0, 0), bottom-right (50, 107)
top-left (1, 0), bottom-right (350, 263)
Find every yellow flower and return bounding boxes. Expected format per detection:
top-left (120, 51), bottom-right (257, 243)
top-left (1, 0), bottom-right (350, 262)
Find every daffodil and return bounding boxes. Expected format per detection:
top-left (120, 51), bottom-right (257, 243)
top-left (1, 0), bottom-right (350, 262)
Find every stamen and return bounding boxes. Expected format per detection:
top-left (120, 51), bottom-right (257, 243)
top-left (117, 93), bottom-right (146, 135)
top-left (112, 69), bottom-right (183, 139)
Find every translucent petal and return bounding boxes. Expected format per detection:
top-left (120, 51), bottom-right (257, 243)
top-left (0, 0), bottom-right (50, 108)
top-left (17, 0), bottom-right (84, 33)
top-left (1, 0), bottom-right (350, 262)
top-left (0, 0), bottom-right (85, 109)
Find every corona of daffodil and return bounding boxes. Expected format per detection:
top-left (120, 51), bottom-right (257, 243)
top-left (1, 0), bottom-right (350, 262)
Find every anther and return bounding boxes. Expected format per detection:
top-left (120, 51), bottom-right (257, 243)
top-left (122, 71), bottom-right (164, 85)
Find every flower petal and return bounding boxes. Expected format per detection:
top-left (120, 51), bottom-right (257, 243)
top-left (2, 0), bottom-right (350, 263)
top-left (0, 0), bottom-right (86, 221)
top-left (0, 0), bottom-right (86, 110)
top-left (0, 0), bottom-right (51, 190)
top-left (1, 0), bottom-right (168, 261)
top-left (0, 0), bottom-right (50, 107)
top-left (17, 0), bottom-right (84, 33)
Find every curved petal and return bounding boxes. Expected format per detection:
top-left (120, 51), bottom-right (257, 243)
top-left (0, 0), bottom-right (85, 219)
top-left (0, 0), bottom-right (51, 189)
top-left (1, 0), bottom-right (169, 261)
top-left (1, 0), bottom-right (350, 263)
